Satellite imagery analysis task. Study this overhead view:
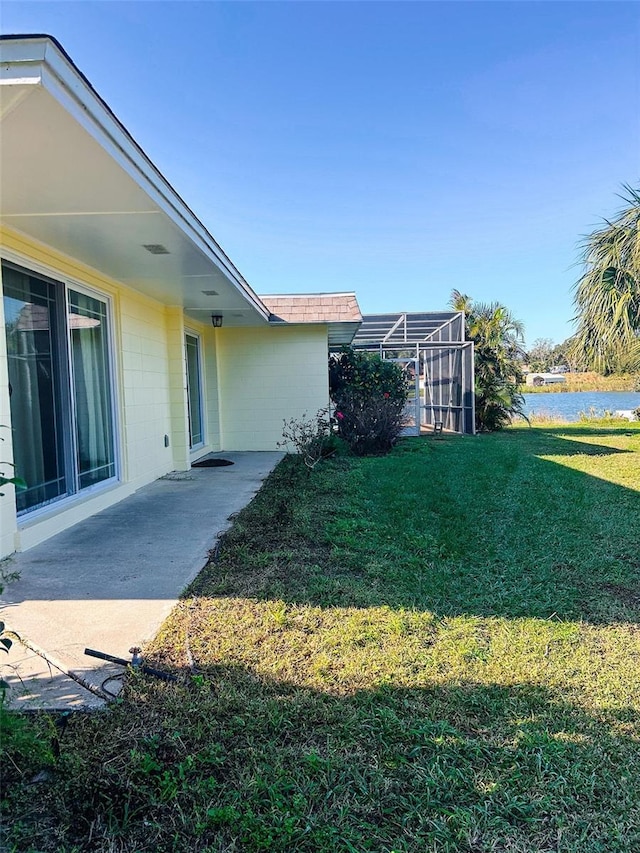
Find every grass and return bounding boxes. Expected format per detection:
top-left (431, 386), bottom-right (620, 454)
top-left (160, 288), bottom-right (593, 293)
top-left (527, 410), bottom-right (638, 427)
top-left (2, 423), bottom-right (640, 852)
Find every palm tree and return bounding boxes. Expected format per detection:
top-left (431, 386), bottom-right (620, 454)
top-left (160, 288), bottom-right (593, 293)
top-left (570, 185), bottom-right (640, 373)
top-left (451, 291), bottom-right (528, 431)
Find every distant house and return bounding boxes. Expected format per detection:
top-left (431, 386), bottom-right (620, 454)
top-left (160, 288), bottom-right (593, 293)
top-left (525, 373), bottom-right (567, 387)
top-left (0, 35), bottom-right (361, 558)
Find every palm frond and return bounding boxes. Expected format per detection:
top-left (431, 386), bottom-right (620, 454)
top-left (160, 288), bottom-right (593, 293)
top-left (571, 186), bottom-right (640, 372)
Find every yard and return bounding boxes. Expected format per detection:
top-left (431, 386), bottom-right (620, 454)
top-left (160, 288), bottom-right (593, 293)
top-left (3, 423), bottom-right (640, 852)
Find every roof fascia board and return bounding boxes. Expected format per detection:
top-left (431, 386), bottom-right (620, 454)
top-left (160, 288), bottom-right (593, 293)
top-left (268, 319), bottom-right (361, 329)
top-left (261, 291), bottom-right (358, 299)
top-left (0, 35), bottom-right (270, 322)
top-left (0, 37), bottom-right (47, 65)
top-left (266, 316), bottom-right (361, 345)
top-left (0, 61), bottom-right (43, 86)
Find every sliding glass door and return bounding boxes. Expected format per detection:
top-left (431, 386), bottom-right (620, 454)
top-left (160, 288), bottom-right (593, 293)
top-left (3, 262), bottom-right (116, 514)
top-left (3, 266), bottom-right (67, 511)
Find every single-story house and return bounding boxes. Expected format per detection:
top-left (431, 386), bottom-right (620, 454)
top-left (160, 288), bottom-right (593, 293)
top-left (525, 373), bottom-right (566, 387)
top-left (0, 35), bottom-right (362, 559)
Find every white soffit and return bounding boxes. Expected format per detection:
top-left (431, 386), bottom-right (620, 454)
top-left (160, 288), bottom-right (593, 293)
top-left (0, 36), bottom-right (269, 325)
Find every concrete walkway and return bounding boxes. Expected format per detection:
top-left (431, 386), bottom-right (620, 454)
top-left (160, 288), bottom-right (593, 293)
top-left (1, 452), bottom-right (283, 711)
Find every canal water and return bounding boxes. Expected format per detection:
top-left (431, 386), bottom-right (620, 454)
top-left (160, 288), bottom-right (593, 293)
top-left (522, 391), bottom-right (640, 422)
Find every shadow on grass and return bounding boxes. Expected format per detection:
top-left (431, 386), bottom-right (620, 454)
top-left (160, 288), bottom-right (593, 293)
top-left (541, 424), bottom-right (639, 439)
top-left (187, 426), bottom-right (640, 624)
top-left (3, 664), bottom-right (639, 852)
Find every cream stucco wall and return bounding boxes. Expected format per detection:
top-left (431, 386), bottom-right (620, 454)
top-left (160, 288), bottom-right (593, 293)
top-left (216, 325), bottom-right (330, 451)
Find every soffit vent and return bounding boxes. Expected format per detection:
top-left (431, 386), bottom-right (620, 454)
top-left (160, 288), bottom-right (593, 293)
top-left (142, 243), bottom-right (170, 255)
top-left (201, 290), bottom-right (219, 296)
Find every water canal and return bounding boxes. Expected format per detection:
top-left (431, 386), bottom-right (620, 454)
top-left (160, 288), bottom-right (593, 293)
top-left (522, 390), bottom-right (640, 422)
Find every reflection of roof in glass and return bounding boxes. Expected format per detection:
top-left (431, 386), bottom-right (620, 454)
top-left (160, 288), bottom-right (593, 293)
top-left (14, 303), bottom-right (49, 332)
top-left (69, 314), bottom-right (101, 329)
top-left (14, 303), bottom-right (100, 331)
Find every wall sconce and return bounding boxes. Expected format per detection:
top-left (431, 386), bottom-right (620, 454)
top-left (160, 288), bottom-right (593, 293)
top-left (211, 314), bottom-right (223, 328)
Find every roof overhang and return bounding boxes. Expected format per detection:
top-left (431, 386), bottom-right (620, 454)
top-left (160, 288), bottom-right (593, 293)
top-left (0, 35), bottom-right (270, 328)
top-left (311, 320), bottom-right (361, 347)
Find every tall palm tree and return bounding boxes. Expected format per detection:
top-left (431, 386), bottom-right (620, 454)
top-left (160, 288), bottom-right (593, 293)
top-left (570, 185), bottom-right (640, 373)
top-left (450, 291), bottom-right (527, 431)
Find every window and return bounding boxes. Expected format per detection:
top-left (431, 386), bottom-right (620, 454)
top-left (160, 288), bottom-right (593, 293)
top-left (185, 333), bottom-right (203, 449)
top-left (3, 262), bottom-right (117, 514)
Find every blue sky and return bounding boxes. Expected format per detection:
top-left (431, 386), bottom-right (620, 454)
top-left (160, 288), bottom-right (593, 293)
top-left (3, 1), bottom-right (639, 347)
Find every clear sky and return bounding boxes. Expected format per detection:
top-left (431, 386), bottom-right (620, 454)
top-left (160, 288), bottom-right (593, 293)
top-left (2, 1), bottom-right (639, 347)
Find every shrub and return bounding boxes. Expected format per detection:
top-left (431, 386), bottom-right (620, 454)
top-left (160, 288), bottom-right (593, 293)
top-left (278, 407), bottom-right (340, 469)
top-left (329, 347), bottom-right (409, 455)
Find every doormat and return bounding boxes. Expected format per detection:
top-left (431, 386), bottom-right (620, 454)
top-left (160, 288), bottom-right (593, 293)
top-left (192, 458), bottom-right (234, 468)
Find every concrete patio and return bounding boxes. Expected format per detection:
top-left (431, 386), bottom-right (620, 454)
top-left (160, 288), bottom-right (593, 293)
top-left (0, 451), bottom-right (283, 711)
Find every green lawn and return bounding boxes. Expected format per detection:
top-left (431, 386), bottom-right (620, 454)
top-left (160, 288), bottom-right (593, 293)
top-left (3, 423), bottom-right (640, 852)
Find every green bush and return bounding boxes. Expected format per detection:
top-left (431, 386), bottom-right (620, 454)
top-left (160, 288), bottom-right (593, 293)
top-left (329, 347), bottom-right (409, 455)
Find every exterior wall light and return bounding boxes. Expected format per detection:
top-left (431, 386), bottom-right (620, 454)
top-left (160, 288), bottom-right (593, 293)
top-left (211, 314), bottom-right (223, 328)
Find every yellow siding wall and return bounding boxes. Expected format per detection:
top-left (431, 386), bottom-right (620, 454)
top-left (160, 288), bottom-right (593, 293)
top-left (217, 325), bottom-right (329, 451)
top-left (0, 228), bottom-right (220, 556)
top-left (119, 291), bottom-right (174, 486)
top-left (0, 227), bottom-right (330, 556)
top-left (201, 326), bottom-right (222, 453)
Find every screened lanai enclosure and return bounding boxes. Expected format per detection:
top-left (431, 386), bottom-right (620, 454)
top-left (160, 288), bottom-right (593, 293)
top-left (351, 311), bottom-right (475, 435)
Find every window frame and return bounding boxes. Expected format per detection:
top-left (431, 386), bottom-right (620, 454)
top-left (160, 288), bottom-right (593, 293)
top-left (1, 253), bottom-right (120, 518)
top-left (184, 329), bottom-right (205, 452)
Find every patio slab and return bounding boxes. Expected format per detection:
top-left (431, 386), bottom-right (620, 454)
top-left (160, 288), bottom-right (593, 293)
top-left (1, 451), bottom-right (283, 710)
